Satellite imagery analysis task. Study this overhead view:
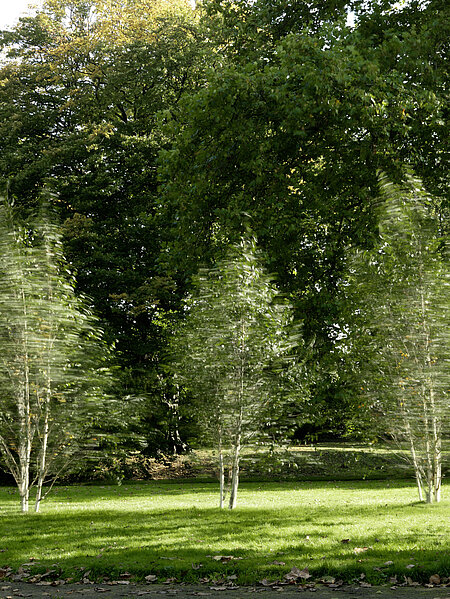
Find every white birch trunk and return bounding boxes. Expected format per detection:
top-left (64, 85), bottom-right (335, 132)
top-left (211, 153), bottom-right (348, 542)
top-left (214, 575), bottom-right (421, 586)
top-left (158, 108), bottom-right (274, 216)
top-left (229, 317), bottom-right (245, 510)
top-left (35, 403), bottom-right (50, 513)
top-left (420, 281), bottom-right (442, 503)
top-left (18, 384), bottom-right (31, 513)
top-left (35, 237), bottom-right (56, 513)
top-left (18, 288), bottom-right (32, 513)
top-left (218, 425), bottom-right (225, 509)
top-left (228, 422), bottom-right (241, 510)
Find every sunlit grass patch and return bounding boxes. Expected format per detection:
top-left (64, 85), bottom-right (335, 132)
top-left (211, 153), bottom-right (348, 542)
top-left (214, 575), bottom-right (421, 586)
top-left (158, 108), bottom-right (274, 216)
top-left (0, 480), bottom-right (448, 584)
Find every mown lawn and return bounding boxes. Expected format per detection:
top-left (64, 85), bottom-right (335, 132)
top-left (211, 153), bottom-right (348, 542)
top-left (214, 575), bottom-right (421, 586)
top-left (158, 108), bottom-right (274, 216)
top-left (0, 479), bottom-right (448, 585)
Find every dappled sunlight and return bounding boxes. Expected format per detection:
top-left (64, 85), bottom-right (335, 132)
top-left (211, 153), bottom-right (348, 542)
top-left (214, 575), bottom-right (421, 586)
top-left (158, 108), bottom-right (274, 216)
top-left (0, 480), bottom-right (448, 583)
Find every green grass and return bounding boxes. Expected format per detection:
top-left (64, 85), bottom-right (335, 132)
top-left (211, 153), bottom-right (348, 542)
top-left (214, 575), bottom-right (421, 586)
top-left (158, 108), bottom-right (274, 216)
top-left (0, 480), bottom-right (448, 585)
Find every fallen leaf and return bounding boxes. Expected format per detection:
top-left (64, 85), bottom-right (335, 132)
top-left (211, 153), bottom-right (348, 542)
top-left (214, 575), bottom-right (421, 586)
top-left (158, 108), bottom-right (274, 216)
top-left (319, 576), bottom-right (335, 585)
top-left (384, 561), bottom-right (394, 566)
top-left (405, 564), bottom-right (415, 569)
top-left (341, 539), bottom-right (350, 544)
top-left (353, 547), bottom-right (369, 554)
top-left (284, 567), bottom-right (311, 581)
top-left (328, 580), bottom-right (343, 588)
top-left (145, 575), bottom-right (158, 583)
top-left (269, 561), bottom-right (286, 566)
top-left (212, 556), bottom-right (234, 562)
top-left (192, 564), bottom-right (203, 570)
top-left (209, 587), bottom-right (227, 591)
top-left (164, 578), bottom-right (177, 584)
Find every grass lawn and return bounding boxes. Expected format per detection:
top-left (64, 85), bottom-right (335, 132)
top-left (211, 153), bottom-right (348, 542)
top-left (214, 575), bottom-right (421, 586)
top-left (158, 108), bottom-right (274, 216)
top-left (0, 479), bottom-right (448, 585)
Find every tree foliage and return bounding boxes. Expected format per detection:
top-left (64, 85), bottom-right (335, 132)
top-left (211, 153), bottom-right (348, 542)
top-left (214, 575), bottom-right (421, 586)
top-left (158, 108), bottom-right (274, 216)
top-left (347, 173), bottom-right (449, 502)
top-left (0, 0), bottom-right (211, 452)
top-left (0, 198), bottom-right (109, 511)
top-left (172, 237), bottom-right (300, 508)
top-left (0, 0), bottom-right (448, 463)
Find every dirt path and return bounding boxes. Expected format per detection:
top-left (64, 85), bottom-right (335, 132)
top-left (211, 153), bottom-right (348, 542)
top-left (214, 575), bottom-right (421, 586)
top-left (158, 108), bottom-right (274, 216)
top-left (1, 582), bottom-right (449, 599)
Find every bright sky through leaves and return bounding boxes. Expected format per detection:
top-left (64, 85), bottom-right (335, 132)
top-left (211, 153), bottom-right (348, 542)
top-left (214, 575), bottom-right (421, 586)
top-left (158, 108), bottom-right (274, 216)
top-left (0, 0), bottom-right (44, 29)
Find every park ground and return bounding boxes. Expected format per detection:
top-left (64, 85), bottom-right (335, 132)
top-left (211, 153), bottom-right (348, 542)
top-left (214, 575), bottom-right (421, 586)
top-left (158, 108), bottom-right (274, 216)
top-left (1, 580), bottom-right (450, 599)
top-left (0, 478), bottom-right (449, 586)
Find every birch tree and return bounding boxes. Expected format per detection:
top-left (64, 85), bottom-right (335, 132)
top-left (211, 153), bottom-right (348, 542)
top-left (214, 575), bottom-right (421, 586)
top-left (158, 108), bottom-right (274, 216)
top-left (349, 173), bottom-right (449, 503)
top-left (0, 199), bottom-right (108, 512)
top-left (172, 237), bottom-right (297, 509)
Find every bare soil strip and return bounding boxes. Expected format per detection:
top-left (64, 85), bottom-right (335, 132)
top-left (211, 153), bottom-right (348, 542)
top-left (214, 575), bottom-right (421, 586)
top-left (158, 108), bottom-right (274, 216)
top-left (1, 582), bottom-right (449, 599)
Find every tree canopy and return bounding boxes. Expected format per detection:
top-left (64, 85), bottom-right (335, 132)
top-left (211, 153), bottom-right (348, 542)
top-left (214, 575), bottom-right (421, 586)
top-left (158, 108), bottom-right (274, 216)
top-left (0, 0), bottom-right (448, 484)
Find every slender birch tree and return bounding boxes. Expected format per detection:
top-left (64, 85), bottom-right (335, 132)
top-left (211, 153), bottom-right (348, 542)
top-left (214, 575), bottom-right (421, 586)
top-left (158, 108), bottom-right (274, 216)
top-left (172, 237), bottom-right (297, 509)
top-left (0, 199), bottom-right (108, 512)
top-left (349, 172), bottom-right (449, 503)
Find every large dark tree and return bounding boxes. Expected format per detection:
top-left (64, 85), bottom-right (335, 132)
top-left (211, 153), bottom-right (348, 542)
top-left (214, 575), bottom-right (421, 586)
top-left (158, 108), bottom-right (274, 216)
top-left (159, 0), bottom-right (448, 438)
top-left (0, 0), bottom-right (210, 453)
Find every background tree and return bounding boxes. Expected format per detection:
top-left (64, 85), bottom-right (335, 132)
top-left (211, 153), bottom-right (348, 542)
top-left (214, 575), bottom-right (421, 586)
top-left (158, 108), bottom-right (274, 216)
top-left (346, 172), bottom-right (449, 502)
top-left (172, 237), bottom-right (299, 508)
top-left (0, 0), bottom-right (210, 455)
top-left (0, 198), bottom-right (110, 512)
top-left (160, 0), bottom-right (448, 441)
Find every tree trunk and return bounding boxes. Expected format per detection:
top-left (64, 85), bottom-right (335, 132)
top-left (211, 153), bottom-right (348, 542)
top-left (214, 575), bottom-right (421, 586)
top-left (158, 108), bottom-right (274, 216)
top-left (18, 295), bottom-right (32, 513)
top-left (35, 404), bottom-right (50, 513)
top-left (18, 385), bottom-right (31, 513)
top-left (229, 407), bottom-right (243, 510)
top-left (218, 426), bottom-right (225, 509)
top-left (228, 437), bottom-right (240, 510)
top-left (228, 316), bottom-right (246, 511)
top-left (419, 268), bottom-right (442, 503)
top-left (400, 400), bottom-right (424, 502)
top-left (430, 388), bottom-right (442, 503)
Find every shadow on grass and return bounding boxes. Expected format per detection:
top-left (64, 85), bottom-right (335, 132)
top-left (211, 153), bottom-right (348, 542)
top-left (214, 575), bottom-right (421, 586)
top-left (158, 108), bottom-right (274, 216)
top-left (0, 480), bottom-right (448, 584)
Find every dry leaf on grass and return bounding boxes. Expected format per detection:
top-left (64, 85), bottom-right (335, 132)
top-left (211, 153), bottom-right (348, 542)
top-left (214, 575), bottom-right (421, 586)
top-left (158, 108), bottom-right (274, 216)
top-left (209, 586), bottom-right (227, 591)
top-left (284, 567), bottom-right (311, 581)
top-left (319, 576), bottom-right (335, 585)
top-left (212, 556), bottom-right (236, 562)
